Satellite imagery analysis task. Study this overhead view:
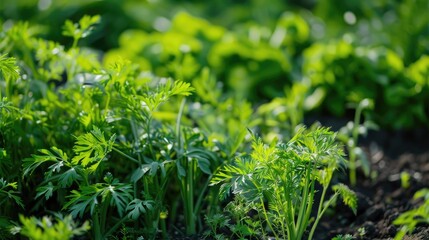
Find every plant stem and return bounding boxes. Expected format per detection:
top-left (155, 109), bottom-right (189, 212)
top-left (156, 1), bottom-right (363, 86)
top-left (130, 118), bottom-right (142, 163)
top-left (308, 192), bottom-right (338, 240)
top-left (259, 197), bottom-right (280, 240)
top-left (161, 217), bottom-right (168, 240)
top-left (103, 215), bottom-right (129, 238)
top-left (100, 194), bottom-right (111, 236)
top-left (186, 159), bottom-right (196, 234)
top-left (283, 167), bottom-right (296, 239)
top-left (176, 98), bottom-right (186, 150)
top-left (93, 210), bottom-right (102, 240)
top-left (295, 166), bottom-right (312, 239)
top-left (350, 104), bottom-right (362, 186)
top-left (112, 147), bottom-right (140, 164)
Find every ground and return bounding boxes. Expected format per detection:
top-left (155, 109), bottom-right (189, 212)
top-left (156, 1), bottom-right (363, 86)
top-left (316, 128), bottom-right (429, 240)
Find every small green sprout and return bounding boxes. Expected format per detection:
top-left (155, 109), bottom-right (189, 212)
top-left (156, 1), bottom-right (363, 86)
top-left (393, 188), bottom-right (429, 240)
top-left (400, 172), bottom-right (411, 189)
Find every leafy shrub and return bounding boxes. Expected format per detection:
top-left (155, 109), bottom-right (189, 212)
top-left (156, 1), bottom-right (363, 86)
top-left (212, 127), bottom-right (357, 239)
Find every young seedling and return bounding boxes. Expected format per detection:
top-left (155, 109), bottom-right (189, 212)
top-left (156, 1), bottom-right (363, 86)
top-left (338, 98), bottom-right (376, 186)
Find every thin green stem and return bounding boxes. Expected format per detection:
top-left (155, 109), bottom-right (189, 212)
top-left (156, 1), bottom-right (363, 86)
top-left (176, 98), bottom-right (186, 150)
top-left (275, 197), bottom-right (288, 239)
top-left (103, 215), bottom-right (129, 238)
top-left (72, 37), bottom-right (79, 49)
top-left (283, 169), bottom-right (296, 239)
top-left (350, 104), bottom-right (362, 186)
top-left (259, 197), bottom-right (280, 240)
top-left (93, 211), bottom-right (102, 240)
top-left (145, 115), bottom-right (156, 161)
top-left (112, 147), bottom-right (140, 164)
top-left (308, 193), bottom-right (338, 240)
top-left (161, 217), bottom-right (168, 240)
top-left (186, 159), bottom-right (196, 234)
top-left (295, 167), bottom-right (311, 238)
top-left (301, 179), bottom-right (315, 238)
top-left (130, 118), bottom-right (142, 163)
top-left (194, 173), bottom-right (212, 219)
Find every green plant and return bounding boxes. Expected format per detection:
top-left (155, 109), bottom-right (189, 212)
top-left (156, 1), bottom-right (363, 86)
top-left (338, 98), bottom-right (376, 185)
top-left (400, 171), bottom-right (411, 189)
top-left (212, 127), bottom-right (357, 240)
top-left (393, 188), bottom-right (429, 240)
top-left (0, 178), bottom-right (24, 209)
top-left (0, 54), bottom-right (20, 99)
top-left (11, 214), bottom-right (90, 240)
top-left (203, 213), bottom-right (230, 239)
top-left (332, 234), bottom-right (354, 240)
top-left (62, 15), bottom-right (100, 49)
top-left (256, 82), bottom-right (310, 142)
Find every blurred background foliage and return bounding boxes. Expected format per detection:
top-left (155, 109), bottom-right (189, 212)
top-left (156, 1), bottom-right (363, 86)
top-left (1, 0), bottom-right (428, 129)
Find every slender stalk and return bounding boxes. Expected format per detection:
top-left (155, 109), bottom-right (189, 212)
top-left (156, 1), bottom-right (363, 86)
top-left (145, 115), bottom-right (156, 160)
top-left (295, 167), bottom-right (311, 238)
top-left (308, 192), bottom-right (338, 240)
top-left (194, 174), bottom-right (212, 218)
top-left (130, 118), bottom-right (142, 163)
top-left (103, 215), bottom-right (129, 238)
top-left (283, 168), bottom-right (296, 239)
top-left (274, 196), bottom-right (288, 239)
top-left (176, 98), bottom-right (197, 234)
top-left (259, 197), bottom-right (280, 240)
top-left (161, 217), bottom-right (168, 240)
top-left (112, 147), bottom-right (140, 164)
top-left (103, 91), bottom-right (111, 120)
top-left (349, 104), bottom-right (362, 186)
top-left (186, 159), bottom-right (196, 234)
top-left (72, 37), bottom-right (79, 49)
top-left (93, 211), bottom-right (102, 240)
top-left (176, 98), bottom-right (186, 150)
top-left (301, 179), bottom-right (315, 238)
top-left (100, 194), bottom-right (111, 236)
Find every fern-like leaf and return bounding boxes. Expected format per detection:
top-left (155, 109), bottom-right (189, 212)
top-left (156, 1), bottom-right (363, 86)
top-left (0, 54), bottom-right (19, 81)
top-left (126, 199), bottom-right (155, 220)
top-left (333, 183), bottom-right (357, 215)
top-left (72, 126), bottom-right (115, 171)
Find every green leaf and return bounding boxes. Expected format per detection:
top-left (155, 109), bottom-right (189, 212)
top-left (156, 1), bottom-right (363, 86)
top-left (413, 188), bottom-right (429, 200)
top-left (197, 157), bottom-right (211, 175)
top-left (186, 147), bottom-right (216, 174)
top-left (22, 147), bottom-right (68, 176)
top-left (64, 187), bottom-right (100, 218)
top-left (72, 127), bottom-right (115, 170)
top-left (35, 182), bottom-right (55, 200)
top-left (16, 214), bottom-right (90, 239)
top-left (58, 167), bottom-right (83, 188)
top-left (168, 80), bottom-right (194, 97)
top-left (131, 164), bottom-right (151, 183)
top-left (0, 54), bottom-right (19, 81)
top-left (333, 183), bottom-right (357, 215)
top-left (126, 199), bottom-right (154, 220)
top-left (149, 162), bottom-right (159, 177)
top-left (102, 183), bottom-right (133, 217)
top-left (62, 15), bottom-right (100, 41)
top-left (176, 161), bottom-right (186, 178)
top-left (0, 178), bottom-right (24, 208)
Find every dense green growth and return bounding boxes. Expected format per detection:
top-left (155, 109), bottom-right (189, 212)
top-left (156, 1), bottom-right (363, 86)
top-left (0, 1), bottom-right (428, 239)
top-left (211, 127), bottom-right (357, 239)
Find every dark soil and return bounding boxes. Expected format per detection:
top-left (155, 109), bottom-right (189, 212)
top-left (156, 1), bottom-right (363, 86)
top-left (315, 128), bottom-right (429, 240)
